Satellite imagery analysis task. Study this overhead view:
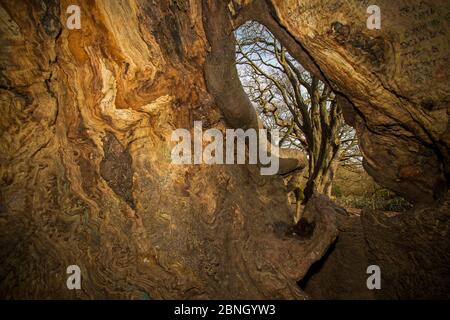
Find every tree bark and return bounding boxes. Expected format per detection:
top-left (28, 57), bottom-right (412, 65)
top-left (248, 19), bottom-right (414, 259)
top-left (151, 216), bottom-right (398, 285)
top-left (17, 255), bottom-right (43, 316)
top-left (0, 0), bottom-right (338, 299)
top-left (304, 97), bottom-right (343, 202)
top-left (0, 0), bottom-right (448, 299)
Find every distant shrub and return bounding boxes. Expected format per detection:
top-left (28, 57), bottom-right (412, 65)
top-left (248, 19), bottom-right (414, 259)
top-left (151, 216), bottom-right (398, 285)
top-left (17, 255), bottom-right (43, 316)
top-left (333, 185), bottom-right (343, 198)
top-left (332, 165), bottom-right (412, 212)
top-left (335, 191), bottom-right (412, 212)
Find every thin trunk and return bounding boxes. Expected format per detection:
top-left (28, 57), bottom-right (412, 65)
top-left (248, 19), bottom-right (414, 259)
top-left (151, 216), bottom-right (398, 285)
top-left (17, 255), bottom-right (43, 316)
top-left (322, 156), bottom-right (339, 196)
top-left (304, 101), bottom-right (342, 202)
top-left (295, 195), bottom-right (303, 224)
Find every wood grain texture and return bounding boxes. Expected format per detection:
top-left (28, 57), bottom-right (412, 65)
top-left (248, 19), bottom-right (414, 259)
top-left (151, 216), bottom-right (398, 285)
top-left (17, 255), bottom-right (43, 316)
top-left (0, 0), bottom-right (448, 299)
top-left (0, 0), bottom-right (337, 299)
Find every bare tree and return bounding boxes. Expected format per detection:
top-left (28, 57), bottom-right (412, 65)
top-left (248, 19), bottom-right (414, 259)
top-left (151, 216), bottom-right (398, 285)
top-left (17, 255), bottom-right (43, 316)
top-left (236, 21), bottom-right (360, 207)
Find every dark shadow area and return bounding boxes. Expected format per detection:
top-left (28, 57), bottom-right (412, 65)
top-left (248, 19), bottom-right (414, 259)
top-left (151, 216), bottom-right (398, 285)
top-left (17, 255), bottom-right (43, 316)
top-left (298, 239), bottom-right (337, 291)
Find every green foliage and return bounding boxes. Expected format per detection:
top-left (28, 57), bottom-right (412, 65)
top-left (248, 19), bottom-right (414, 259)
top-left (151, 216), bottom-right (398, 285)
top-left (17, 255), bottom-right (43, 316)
top-left (332, 165), bottom-right (412, 212)
top-left (333, 184), bottom-right (343, 198)
top-left (335, 193), bottom-right (412, 212)
top-left (295, 187), bottom-right (305, 201)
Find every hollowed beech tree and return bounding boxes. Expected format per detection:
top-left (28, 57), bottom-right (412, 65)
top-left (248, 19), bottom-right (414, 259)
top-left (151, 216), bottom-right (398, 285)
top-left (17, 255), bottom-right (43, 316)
top-left (0, 0), bottom-right (449, 299)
